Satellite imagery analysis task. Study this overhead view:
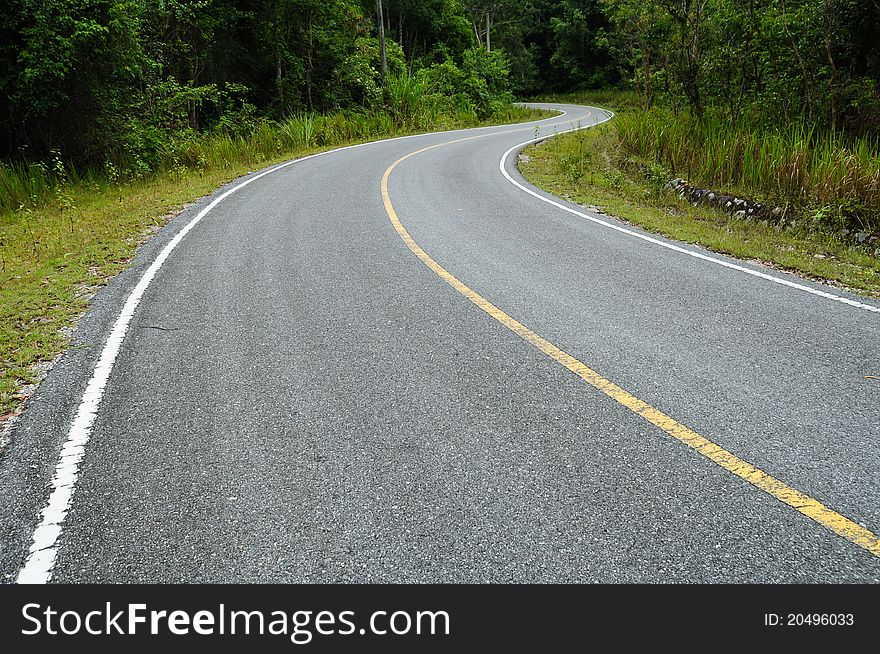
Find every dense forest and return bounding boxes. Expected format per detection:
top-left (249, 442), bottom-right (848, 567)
top-left (2, 0), bottom-right (879, 172)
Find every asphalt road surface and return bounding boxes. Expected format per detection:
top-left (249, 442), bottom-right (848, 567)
top-left (2, 104), bottom-right (879, 583)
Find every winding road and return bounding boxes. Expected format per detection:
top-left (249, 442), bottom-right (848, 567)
top-left (2, 103), bottom-right (879, 583)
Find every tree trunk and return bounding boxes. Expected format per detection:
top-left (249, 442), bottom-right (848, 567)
top-left (274, 0), bottom-right (283, 104)
top-left (376, 0), bottom-right (387, 86)
top-left (780, 0), bottom-right (813, 122)
top-left (823, 0), bottom-right (838, 131)
top-left (276, 50), bottom-right (283, 102)
top-left (306, 14), bottom-right (314, 111)
top-left (486, 12), bottom-right (491, 51)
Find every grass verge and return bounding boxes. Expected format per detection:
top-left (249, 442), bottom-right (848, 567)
top-left (0, 105), bottom-right (552, 420)
top-left (519, 95), bottom-right (880, 299)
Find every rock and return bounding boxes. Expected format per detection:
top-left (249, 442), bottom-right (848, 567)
top-left (658, 178), bottom-right (862, 243)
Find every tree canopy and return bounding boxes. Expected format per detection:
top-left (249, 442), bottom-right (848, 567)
top-left (2, 0), bottom-right (878, 167)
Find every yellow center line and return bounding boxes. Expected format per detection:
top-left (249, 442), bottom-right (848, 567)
top-left (380, 139), bottom-right (880, 559)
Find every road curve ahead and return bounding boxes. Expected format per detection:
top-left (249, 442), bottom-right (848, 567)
top-left (2, 104), bottom-right (879, 583)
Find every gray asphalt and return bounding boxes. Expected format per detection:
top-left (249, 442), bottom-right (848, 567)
top-left (1, 104), bottom-right (879, 582)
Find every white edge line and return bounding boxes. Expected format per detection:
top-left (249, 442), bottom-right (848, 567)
top-left (15, 111), bottom-right (571, 585)
top-left (499, 109), bottom-right (880, 314)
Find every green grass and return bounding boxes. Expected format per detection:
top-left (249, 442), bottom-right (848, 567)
top-left (613, 111), bottom-right (880, 234)
top-left (0, 103), bottom-right (552, 418)
top-left (533, 90), bottom-right (880, 232)
top-left (519, 119), bottom-right (880, 297)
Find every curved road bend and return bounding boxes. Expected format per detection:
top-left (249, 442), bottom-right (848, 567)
top-left (2, 104), bottom-right (879, 582)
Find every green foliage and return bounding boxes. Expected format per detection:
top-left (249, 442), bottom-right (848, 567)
top-left (415, 47), bottom-right (512, 119)
top-left (520, 126), bottom-right (880, 295)
top-left (386, 72), bottom-right (432, 124)
top-left (602, 0), bottom-right (880, 136)
top-left (613, 108), bottom-right (880, 233)
top-left (462, 47), bottom-right (509, 95)
top-left (384, 0), bottom-right (473, 64)
top-left (3, 0), bottom-right (880, 233)
top-left (462, 0), bottom-right (620, 95)
top-left (1, 0), bottom-right (144, 162)
top-left (0, 101), bottom-right (550, 415)
top-left (548, 0), bottom-right (616, 89)
top-left (0, 0), bottom-right (529, 172)
top-left (0, 96), bottom-right (543, 214)
top-left (332, 38), bottom-right (387, 110)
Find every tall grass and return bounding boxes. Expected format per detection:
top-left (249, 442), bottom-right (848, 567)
top-left (0, 98), bottom-right (550, 416)
top-left (614, 109), bottom-right (880, 232)
top-left (385, 72), bottom-right (431, 125)
top-left (0, 99), bottom-right (541, 216)
top-left (531, 89), bottom-right (642, 112)
top-left (0, 158), bottom-right (107, 214)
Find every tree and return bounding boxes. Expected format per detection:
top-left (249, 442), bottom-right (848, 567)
top-left (604, 0), bottom-right (671, 108)
top-left (376, 0), bottom-right (388, 84)
top-left (1, 0), bottom-right (144, 161)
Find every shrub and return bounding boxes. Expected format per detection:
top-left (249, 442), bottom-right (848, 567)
top-left (417, 47), bottom-right (512, 120)
top-left (614, 108), bottom-right (880, 233)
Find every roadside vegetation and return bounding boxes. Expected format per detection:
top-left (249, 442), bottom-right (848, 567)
top-left (519, 0), bottom-right (880, 297)
top-left (0, 99), bottom-right (549, 418)
top-left (0, 0), bottom-right (557, 419)
top-left (520, 91), bottom-right (880, 295)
